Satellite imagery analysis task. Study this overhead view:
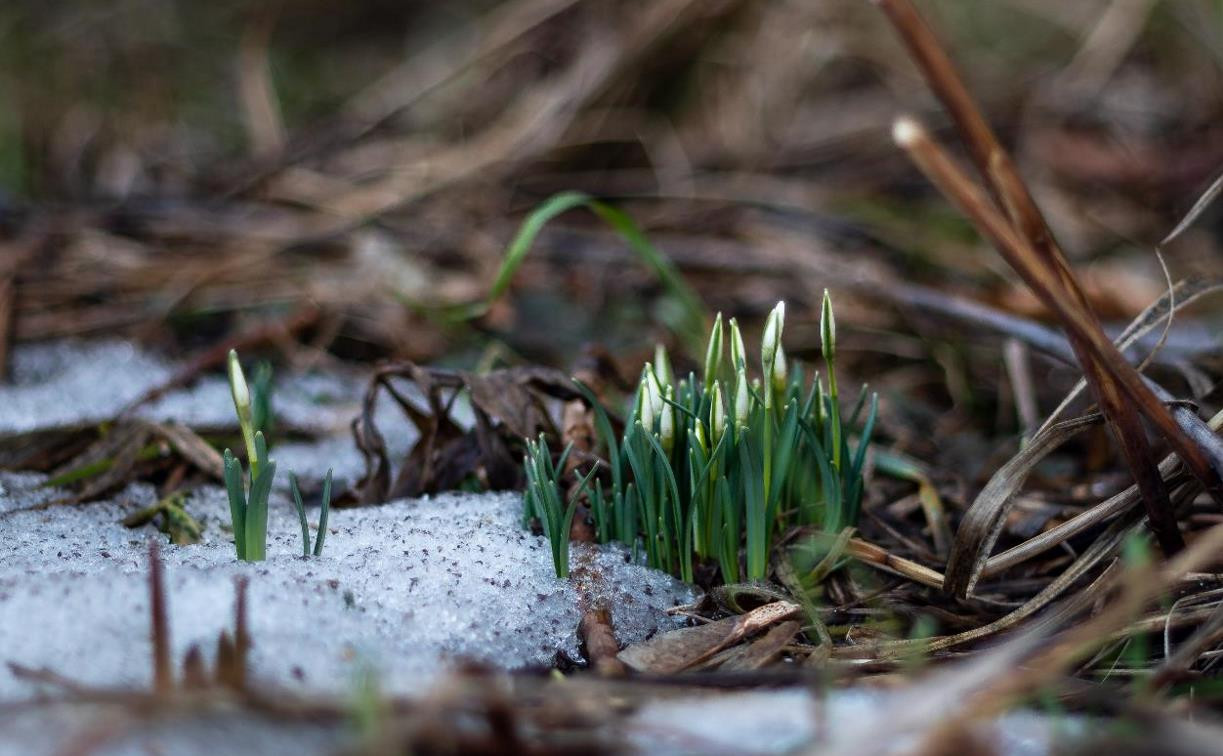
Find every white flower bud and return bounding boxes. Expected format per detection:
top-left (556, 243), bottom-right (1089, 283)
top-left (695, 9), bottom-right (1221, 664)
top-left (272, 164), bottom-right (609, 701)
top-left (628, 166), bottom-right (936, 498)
top-left (703, 313), bottom-right (723, 393)
top-left (694, 419), bottom-right (709, 453)
top-left (646, 364), bottom-right (665, 420)
top-left (772, 344), bottom-right (788, 394)
top-left (227, 349), bottom-right (251, 416)
top-left (820, 289), bottom-right (836, 365)
top-left (659, 387), bottom-right (675, 453)
top-left (712, 384), bottom-right (727, 444)
top-left (637, 378), bottom-right (653, 431)
top-left (734, 368), bottom-right (750, 428)
top-left (729, 318), bottom-right (746, 371)
top-left (653, 344), bottom-right (672, 389)
top-left (761, 300), bottom-right (785, 377)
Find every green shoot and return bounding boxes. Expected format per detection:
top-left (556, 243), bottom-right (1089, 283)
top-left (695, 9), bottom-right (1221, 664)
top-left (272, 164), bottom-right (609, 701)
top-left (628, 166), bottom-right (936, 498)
top-left (222, 350), bottom-right (277, 561)
top-left (289, 468), bottom-right (334, 557)
top-left (523, 436), bottom-right (597, 578)
top-left (523, 297), bottom-right (878, 582)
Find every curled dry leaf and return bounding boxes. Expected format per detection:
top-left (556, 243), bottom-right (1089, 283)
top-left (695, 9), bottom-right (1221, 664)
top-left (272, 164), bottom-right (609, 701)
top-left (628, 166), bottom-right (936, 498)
top-left (353, 362), bottom-right (580, 503)
top-left (716, 620), bottom-right (801, 671)
top-left (617, 600), bottom-right (800, 674)
top-left (943, 413), bottom-right (1103, 598)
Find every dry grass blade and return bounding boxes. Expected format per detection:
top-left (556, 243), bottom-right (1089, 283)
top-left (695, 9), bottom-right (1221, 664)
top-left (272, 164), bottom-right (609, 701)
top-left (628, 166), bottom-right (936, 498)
top-left (958, 521), bottom-right (1223, 719)
top-left (981, 409), bottom-right (1223, 581)
top-left (892, 117), bottom-right (1222, 544)
top-left (944, 414), bottom-right (1102, 597)
top-left (1039, 276), bottom-right (1223, 432)
top-left (814, 622), bottom-right (1052, 755)
top-left (824, 523), bottom-right (1223, 755)
top-left (877, 0), bottom-right (1223, 555)
top-left (1151, 601), bottom-right (1223, 690)
top-left (844, 536), bottom-right (945, 590)
top-left (0, 229), bottom-right (41, 382)
top-left (836, 511), bottom-right (1142, 660)
top-left (236, 6), bottom-right (285, 158)
top-left (1162, 168), bottom-right (1223, 246)
top-left (891, 277), bottom-right (1223, 489)
top-left (148, 422), bottom-right (226, 482)
top-left (345, 0), bottom-right (584, 131)
top-left (716, 621), bottom-right (801, 671)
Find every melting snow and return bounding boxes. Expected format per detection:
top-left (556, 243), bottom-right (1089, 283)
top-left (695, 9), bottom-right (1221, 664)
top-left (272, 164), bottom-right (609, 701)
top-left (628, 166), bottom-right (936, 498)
top-left (0, 475), bottom-right (695, 700)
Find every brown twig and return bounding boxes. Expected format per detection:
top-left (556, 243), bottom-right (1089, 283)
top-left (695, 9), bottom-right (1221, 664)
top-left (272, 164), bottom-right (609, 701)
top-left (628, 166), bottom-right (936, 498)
top-left (148, 539), bottom-right (173, 694)
top-left (876, 0), bottom-right (1223, 558)
top-left (875, 0), bottom-right (1218, 560)
top-left (891, 118), bottom-right (1214, 553)
top-left (579, 608), bottom-right (626, 676)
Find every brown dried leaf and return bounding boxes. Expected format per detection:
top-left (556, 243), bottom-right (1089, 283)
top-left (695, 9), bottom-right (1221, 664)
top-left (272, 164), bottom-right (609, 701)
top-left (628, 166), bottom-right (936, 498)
top-left (354, 362), bottom-right (579, 503)
top-left (617, 601), bottom-right (800, 674)
top-left (717, 620), bottom-right (801, 671)
top-left (943, 413), bottom-right (1102, 598)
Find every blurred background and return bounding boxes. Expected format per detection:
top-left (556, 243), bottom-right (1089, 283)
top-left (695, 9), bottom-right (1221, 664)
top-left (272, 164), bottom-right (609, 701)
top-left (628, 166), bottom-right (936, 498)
top-left (1, 0), bottom-right (1220, 481)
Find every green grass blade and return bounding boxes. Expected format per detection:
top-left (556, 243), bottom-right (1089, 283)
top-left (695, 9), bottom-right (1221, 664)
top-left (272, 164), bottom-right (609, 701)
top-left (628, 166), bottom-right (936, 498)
top-left (487, 192), bottom-right (592, 304)
top-left (222, 449), bottom-right (248, 560)
top-left (800, 423), bottom-right (843, 533)
top-left (643, 428), bottom-right (688, 581)
top-left (244, 460), bottom-right (277, 561)
top-left (482, 191), bottom-right (706, 348)
top-left (314, 468), bottom-right (333, 557)
top-left (737, 435), bottom-right (767, 580)
top-left (573, 379), bottom-right (622, 494)
top-left (289, 472), bottom-right (311, 557)
top-left (849, 393), bottom-right (880, 479)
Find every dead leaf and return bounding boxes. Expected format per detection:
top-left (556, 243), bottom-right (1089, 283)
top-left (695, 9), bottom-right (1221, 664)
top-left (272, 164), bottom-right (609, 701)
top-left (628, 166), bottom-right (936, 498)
top-left (617, 600), bottom-right (800, 674)
top-left (717, 620), bottom-right (801, 671)
top-left (354, 362), bottom-right (580, 503)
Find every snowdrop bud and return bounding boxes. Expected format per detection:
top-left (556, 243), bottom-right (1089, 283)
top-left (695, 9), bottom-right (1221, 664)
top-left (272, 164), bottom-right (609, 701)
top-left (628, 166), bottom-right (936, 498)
top-left (712, 384), bottom-right (727, 444)
top-left (694, 419), bottom-right (709, 453)
top-left (734, 367), bottom-right (750, 428)
top-left (659, 387), bottom-right (675, 453)
top-left (638, 374), bottom-right (655, 430)
top-left (227, 349), bottom-right (251, 417)
top-left (703, 313), bottom-right (724, 393)
top-left (761, 300), bottom-right (785, 379)
top-left (820, 289), bottom-right (836, 366)
top-left (729, 317), bottom-right (746, 371)
top-left (646, 365), bottom-right (665, 420)
top-left (654, 344), bottom-right (673, 390)
top-left (772, 344), bottom-right (788, 394)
